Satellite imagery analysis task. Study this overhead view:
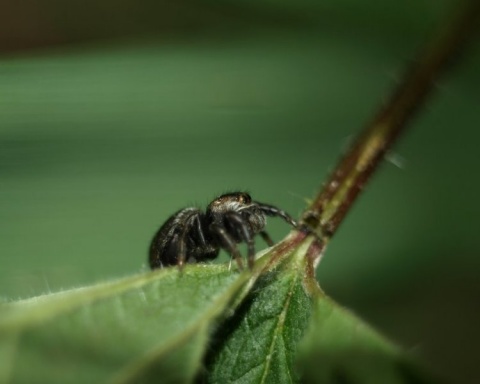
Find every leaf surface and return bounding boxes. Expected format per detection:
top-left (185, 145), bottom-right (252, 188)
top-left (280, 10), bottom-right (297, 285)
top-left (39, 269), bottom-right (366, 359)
top-left (297, 285), bottom-right (442, 384)
top-left (203, 235), bottom-right (314, 383)
top-left (1, 235), bottom-right (443, 384)
top-left (0, 265), bottom-right (249, 384)
top-left (202, 234), bottom-right (442, 384)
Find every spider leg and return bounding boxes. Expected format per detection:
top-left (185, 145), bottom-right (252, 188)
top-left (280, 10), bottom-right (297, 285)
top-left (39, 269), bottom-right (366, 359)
top-left (177, 213), bottom-right (199, 270)
top-left (257, 202), bottom-right (321, 241)
top-left (209, 223), bottom-right (245, 270)
top-left (226, 212), bottom-right (256, 269)
top-left (259, 230), bottom-right (274, 247)
top-left (194, 214), bottom-right (207, 247)
top-left (255, 202), bottom-right (298, 228)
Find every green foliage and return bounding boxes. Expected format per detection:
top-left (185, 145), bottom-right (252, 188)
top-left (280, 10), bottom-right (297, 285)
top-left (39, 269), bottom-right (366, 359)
top-left (0, 236), bottom-right (440, 383)
top-left (0, 266), bottom-right (248, 383)
top-left (204, 241), bottom-right (313, 383)
top-left (298, 292), bottom-right (438, 384)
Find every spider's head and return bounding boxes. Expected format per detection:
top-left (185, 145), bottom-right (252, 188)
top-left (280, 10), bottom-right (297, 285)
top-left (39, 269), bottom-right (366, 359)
top-left (207, 192), bottom-right (252, 214)
top-left (207, 192), bottom-right (266, 232)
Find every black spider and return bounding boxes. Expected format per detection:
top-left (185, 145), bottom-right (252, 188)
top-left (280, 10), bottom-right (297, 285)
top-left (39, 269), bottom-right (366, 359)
top-left (148, 192), bottom-right (298, 270)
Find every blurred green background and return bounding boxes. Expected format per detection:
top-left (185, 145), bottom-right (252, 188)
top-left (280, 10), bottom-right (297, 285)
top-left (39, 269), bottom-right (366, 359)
top-left (1, 0), bottom-right (479, 383)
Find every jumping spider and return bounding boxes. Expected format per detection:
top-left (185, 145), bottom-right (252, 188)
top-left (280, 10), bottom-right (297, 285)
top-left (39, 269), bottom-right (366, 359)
top-left (149, 192), bottom-right (298, 270)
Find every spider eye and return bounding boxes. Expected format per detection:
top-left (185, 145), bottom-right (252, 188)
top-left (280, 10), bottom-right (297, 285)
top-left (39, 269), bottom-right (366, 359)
top-left (241, 193), bottom-right (252, 204)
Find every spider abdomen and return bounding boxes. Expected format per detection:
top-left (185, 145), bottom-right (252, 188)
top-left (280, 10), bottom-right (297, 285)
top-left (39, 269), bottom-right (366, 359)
top-left (149, 208), bottom-right (218, 268)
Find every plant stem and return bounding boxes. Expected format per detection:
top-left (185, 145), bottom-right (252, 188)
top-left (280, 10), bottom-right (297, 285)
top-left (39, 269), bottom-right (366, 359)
top-left (300, 1), bottom-right (480, 241)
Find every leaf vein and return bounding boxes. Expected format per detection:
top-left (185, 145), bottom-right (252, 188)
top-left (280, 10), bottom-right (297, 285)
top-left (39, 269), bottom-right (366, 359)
top-left (259, 274), bottom-right (298, 384)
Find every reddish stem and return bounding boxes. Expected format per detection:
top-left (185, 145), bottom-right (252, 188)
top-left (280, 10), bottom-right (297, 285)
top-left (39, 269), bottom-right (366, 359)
top-left (301, 2), bottom-right (480, 240)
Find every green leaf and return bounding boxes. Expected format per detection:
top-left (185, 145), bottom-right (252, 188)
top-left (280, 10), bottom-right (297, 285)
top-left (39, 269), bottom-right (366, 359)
top-left (0, 265), bottom-right (250, 384)
top-left (1, 234), bottom-right (442, 383)
top-left (297, 290), bottom-right (439, 384)
top-left (203, 234), bottom-right (314, 383)
top-left (202, 234), bottom-right (442, 384)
